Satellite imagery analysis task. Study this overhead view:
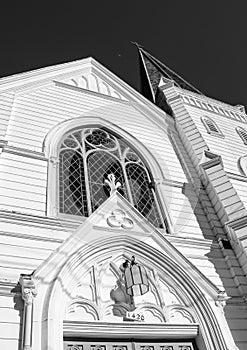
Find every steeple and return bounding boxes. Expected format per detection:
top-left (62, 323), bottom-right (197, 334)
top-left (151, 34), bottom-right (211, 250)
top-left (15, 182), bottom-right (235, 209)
top-left (133, 43), bottom-right (204, 105)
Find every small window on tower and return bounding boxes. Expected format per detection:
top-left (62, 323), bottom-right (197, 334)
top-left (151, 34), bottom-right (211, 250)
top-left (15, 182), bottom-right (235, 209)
top-left (236, 127), bottom-right (247, 145)
top-left (201, 116), bottom-right (224, 138)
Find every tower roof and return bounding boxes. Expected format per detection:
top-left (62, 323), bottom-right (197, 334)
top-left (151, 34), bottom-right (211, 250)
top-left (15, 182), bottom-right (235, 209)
top-left (134, 43), bottom-right (204, 103)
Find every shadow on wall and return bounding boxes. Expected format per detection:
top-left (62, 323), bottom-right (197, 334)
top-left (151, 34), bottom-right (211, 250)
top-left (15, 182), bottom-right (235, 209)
top-left (11, 283), bottom-right (24, 350)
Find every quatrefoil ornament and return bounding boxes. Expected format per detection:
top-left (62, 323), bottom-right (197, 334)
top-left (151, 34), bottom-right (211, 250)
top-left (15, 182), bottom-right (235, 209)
top-left (107, 209), bottom-right (134, 229)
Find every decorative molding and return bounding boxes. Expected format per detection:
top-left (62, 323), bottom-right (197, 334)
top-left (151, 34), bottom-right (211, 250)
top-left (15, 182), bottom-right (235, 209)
top-left (20, 274), bottom-right (37, 350)
top-left (0, 58), bottom-right (93, 93)
top-left (54, 81), bottom-right (131, 104)
top-left (20, 274), bottom-right (37, 303)
top-left (0, 279), bottom-right (21, 296)
top-left (104, 174), bottom-right (122, 196)
top-left (107, 209), bottom-right (134, 229)
top-left (0, 229), bottom-right (63, 243)
top-left (199, 150), bottom-right (222, 171)
top-left (215, 292), bottom-right (231, 309)
top-left (157, 179), bottom-right (186, 189)
top-left (0, 139), bottom-right (8, 148)
top-left (63, 321), bottom-right (199, 339)
top-left (0, 209), bottom-right (74, 231)
top-left (175, 87), bottom-right (247, 124)
top-left (226, 214), bottom-right (247, 231)
top-left (167, 95), bottom-right (182, 103)
top-left (2, 145), bottom-right (47, 161)
top-left (227, 171), bottom-right (247, 183)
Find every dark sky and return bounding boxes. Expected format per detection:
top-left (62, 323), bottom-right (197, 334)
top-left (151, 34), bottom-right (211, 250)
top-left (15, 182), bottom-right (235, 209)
top-left (1, 2), bottom-right (247, 107)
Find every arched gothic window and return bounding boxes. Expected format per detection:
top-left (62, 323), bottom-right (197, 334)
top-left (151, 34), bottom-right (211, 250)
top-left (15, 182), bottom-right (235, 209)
top-left (201, 116), bottom-right (224, 137)
top-left (59, 127), bottom-right (166, 229)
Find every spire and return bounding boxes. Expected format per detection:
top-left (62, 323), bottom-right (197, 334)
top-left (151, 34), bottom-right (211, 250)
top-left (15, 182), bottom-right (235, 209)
top-left (132, 43), bottom-right (204, 104)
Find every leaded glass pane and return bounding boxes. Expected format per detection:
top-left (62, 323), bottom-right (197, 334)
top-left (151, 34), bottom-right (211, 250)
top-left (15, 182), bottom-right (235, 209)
top-left (126, 163), bottom-right (163, 228)
top-left (87, 151), bottom-right (127, 211)
top-left (59, 150), bottom-right (88, 216)
top-left (58, 127), bottom-right (165, 230)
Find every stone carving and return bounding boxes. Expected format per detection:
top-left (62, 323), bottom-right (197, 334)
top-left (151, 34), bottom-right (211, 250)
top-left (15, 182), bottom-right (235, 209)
top-left (90, 346), bottom-right (106, 350)
top-left (107, 209), bottom-right (134, 229)
top-left (110, 261), bottom-right (135, 317)
top-left (104, 173), bottom-right (121, 196)
top-left (19, 274), bottom-right (37, 350)
top-left (22, 287), bottom-right (37, 305)
top-left (67, 346), bottom-right (83, 350)
top-left (49, 156), bottom-right (59, 166)
top-left (215, 292), bottom-right (230, 310)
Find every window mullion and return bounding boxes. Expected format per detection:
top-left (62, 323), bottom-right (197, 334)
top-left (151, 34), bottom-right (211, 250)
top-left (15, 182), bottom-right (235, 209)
top-left (83, 149), bottom-right (92, 216)
top-left (122, 161), bottom-right (134, 204)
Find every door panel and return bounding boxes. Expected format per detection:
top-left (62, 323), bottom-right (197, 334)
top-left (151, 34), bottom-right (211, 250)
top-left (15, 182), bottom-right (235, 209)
top-left (64, 341), bottom-right (195, 350)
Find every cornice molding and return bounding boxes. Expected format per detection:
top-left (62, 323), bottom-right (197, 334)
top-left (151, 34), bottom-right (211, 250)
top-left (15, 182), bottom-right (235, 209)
top-left (226, 214), bottom-right (247, 231)
top-left (227, 171), bottom-right (247, 183)
top-left (0, 57), bottom-right (93, 92)
top-left (199, 150), bottom-right (222, 171)
top-left (0, 139), bottom-right (8, 148)
top-left (161, 83), bottom-right (247, 124)
top-left (0, 210), bottom-right (74, 231)
top-left (157, 179), bottom-right (185, 188)
top-left (0, 279), bottom-right (21, 296)
top-left (63, 321), bottom-right (199, 339)
top-left (0, 229), bottom-right (63, 243)
top-left (2, 145), bottom-right (47, 161)
top-left (167, 235), bottom-right (217, 250)
top-left (54, 81), bottom-right (131, 104)
top-left (0, 57), bottom-right (170, 131)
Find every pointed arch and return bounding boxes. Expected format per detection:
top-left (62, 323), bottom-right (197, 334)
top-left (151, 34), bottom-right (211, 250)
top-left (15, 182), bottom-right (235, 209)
top-left (43, 117), bottom-right (167, 225)
top-left (33, 235), bottom-right (233, 350)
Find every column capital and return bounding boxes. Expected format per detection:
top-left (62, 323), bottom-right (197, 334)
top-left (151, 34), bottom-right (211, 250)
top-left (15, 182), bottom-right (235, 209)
top-left (19, 274), bottom-right (37, 304)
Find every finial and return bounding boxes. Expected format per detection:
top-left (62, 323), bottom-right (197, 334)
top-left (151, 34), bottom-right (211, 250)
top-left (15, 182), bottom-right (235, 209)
top-left (104, 173), bottom-right (121, 196)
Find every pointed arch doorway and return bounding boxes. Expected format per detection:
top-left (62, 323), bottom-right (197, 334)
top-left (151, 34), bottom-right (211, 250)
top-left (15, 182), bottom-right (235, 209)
top-left (33, 198), bottom-right (233, 350)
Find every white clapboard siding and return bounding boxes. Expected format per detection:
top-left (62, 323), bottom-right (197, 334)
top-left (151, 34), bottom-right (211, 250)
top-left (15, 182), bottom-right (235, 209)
top-left (0, 305), bottom-right (22, 324)
top-left (0, 242), bottom-right (53, 261)
top-left (0, 234), bottom-right (60, 253)
top-left (0, 152), bottom-right (47, 214)
top-left (0, 322), bottom-right (20, 340)
top-left (0, 221), bottom-right (70, 242)
top-left (230, 178), bottom-right (247, 209)
top-left (161, 185), bottom-right (215, 238)
top-left (5, 84), bottom-right (188, 183)
top-left (0, 91), bottom-right (15, 138)
top-left (0, 339), bottom-right (19, 350)
top-left (185, 104), bottom-right (247, 174)
top-left (175, 248), bottom-right (227, 289)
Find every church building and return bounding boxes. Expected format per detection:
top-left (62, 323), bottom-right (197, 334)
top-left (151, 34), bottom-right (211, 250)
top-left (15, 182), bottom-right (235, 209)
top-left (0, 46), bottom-right (247, 350)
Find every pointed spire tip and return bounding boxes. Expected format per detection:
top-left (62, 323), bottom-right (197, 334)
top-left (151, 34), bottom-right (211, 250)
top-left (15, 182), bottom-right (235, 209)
top-left (130, 41), bottom-right (144, 49)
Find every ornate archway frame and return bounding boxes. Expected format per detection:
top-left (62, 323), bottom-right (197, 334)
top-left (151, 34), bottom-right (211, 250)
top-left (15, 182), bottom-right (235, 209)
top-left (43, 116), bottom-right (174, 231)
top-left (31, 213), bottom-right (236, 350)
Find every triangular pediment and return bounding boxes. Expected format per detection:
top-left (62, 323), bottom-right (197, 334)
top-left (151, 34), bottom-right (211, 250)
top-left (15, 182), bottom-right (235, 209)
top-left (34, 192), bottom-right (224, 302)
top-left (0, 56), bottom-right (170, 124)
top-left (55, 67), bottom-right (128, 101)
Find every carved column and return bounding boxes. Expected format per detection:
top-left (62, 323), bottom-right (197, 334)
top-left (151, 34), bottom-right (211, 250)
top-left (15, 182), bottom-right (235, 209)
top-left (20, 274), bottom-right (37, 350)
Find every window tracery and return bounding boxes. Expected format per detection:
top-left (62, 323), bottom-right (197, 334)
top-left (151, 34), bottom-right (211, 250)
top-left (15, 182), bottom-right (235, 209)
top-left (59, 127), bottom-right (165, 229)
